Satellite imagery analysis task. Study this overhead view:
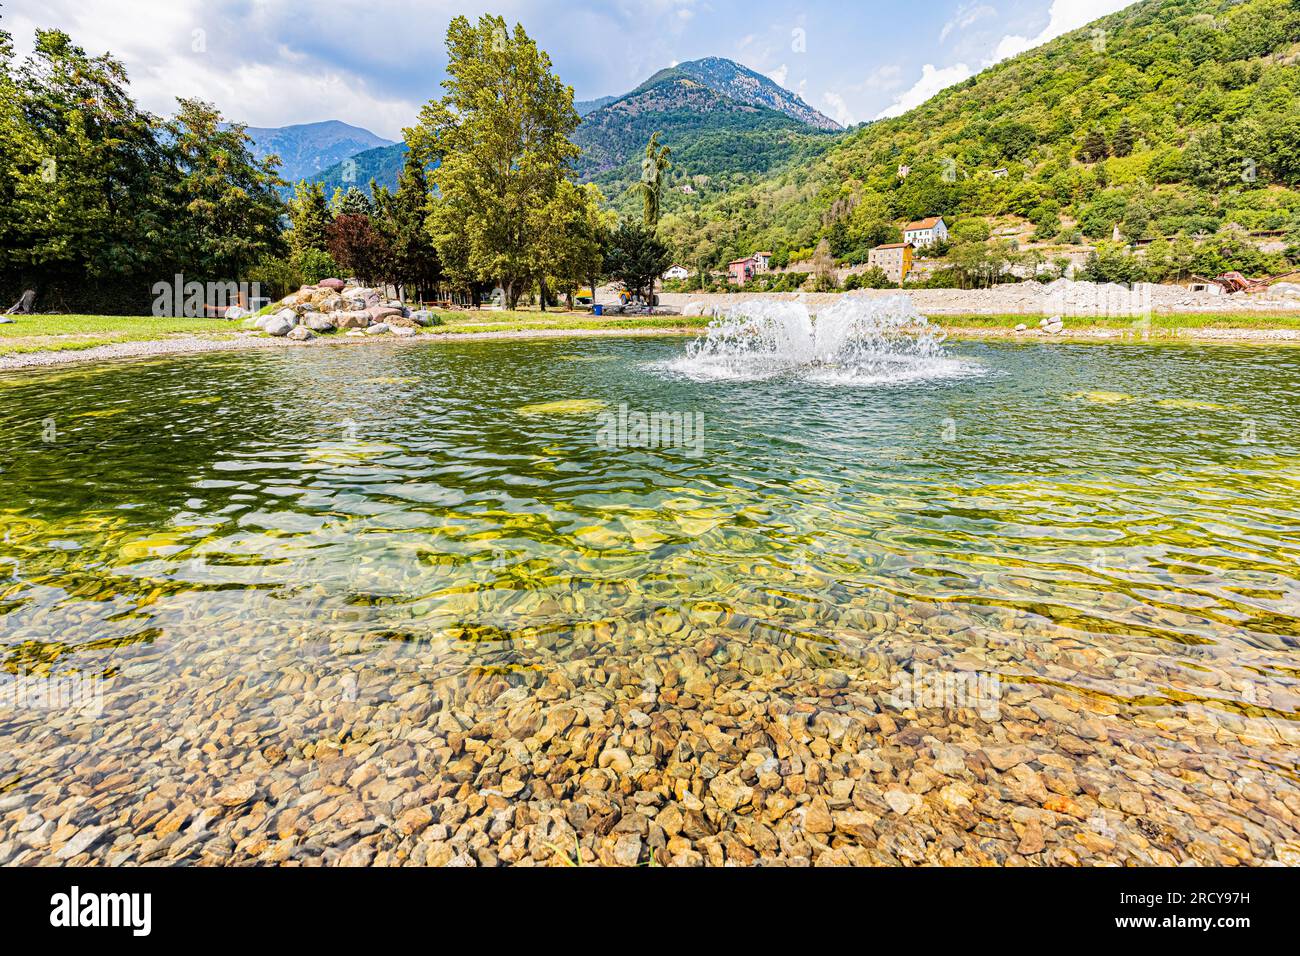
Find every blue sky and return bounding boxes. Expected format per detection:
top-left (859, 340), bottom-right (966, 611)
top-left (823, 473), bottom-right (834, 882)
top-left (5, 0), bottom-right (1137, 139)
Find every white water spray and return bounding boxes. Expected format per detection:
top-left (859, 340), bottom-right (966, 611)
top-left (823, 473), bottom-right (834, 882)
top-left (664, 295), bottom-right (975, 385)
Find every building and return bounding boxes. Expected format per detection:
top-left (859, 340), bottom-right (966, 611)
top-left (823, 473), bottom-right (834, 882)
top-left (868, 242), bottom-right (913, 284)
top-left (726, 252), bottom-right (773, 287)
top-left (662, 264), bottom-right (690, 281)
top-left (903, 216), bottom-right (948, 248)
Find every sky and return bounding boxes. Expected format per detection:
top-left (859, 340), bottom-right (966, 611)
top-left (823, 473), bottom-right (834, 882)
top-left (3, 0), bottom-right (1139, 139)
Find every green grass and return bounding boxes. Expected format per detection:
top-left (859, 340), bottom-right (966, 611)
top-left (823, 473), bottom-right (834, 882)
top-left (0, 314), bottom-right (237, 355)
top-left (426, 309), bottom-right (710, 335)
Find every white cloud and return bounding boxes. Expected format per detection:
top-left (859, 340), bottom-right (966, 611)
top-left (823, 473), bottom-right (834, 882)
top-left (992, 0), bottom-right (1136, 62)
top-left (767, 63), bottom-right (789, 87)
top-left (940, 3), bottom-right (996, 44)
top-left (864, 64), bottom-right (904, 93)
top-left (875, 62), bottom-right (972, 119)
top-left (822, 91), bottom-right (855, 127)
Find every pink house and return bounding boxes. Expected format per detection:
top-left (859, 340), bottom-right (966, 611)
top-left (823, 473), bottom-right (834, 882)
top-left (727, 251), bottom-right (773, 287)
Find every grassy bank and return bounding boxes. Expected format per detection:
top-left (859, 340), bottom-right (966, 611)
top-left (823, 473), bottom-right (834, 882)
top-left (0, 314), bottom-right (236, 354)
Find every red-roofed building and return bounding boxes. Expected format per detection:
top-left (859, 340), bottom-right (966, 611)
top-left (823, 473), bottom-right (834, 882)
top-left (903, 216), bottom-right (948, 248)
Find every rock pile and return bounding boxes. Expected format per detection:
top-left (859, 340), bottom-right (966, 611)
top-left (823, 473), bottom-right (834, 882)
top-left (244, 279), bottom-right (441, 341)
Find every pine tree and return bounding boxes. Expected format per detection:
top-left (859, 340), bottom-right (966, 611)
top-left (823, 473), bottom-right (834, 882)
top-left (287, 181), bottom-right (332, 259)
top-left (165, 99), bottom-right (285, 282)
top-left (1111, 119), bottom-right (1135, 158)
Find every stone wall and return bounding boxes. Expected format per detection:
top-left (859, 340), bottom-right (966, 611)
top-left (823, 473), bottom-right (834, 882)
top-left (657, 279), bottom-right (1300, 316)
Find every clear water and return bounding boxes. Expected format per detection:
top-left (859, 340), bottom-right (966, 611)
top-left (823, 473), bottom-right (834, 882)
top-left (1, 334), bottom-right (1298, 865)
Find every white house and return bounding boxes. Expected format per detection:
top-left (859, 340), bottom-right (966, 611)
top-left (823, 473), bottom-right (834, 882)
top-left (662, 264), bottom-right (690, 281)
top-left (903, 216), bottom-right (948, 248)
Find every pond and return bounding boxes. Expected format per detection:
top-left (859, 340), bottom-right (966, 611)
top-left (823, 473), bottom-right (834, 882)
top-left (1, 329), bottom-right (1298, 865)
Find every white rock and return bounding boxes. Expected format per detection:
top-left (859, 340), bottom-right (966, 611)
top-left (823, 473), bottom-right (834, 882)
top-left (345, 329), bottom-right (365, 337)
top-left (225, 305), bottom-right (249, 321)
top-left (287, 326), bottom-right (315, 341)
top-left (365, 323), bottom-right (390, 335)
top-left (391, 325), bottom-right (416, 337)
top-left (264, 316), bottom-right (293, 336)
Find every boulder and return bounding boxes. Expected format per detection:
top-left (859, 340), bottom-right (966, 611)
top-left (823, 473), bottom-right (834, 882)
top-left (344, 296), bottom-right (368, 312)
top-left (364, 323), bottom-right (391, 335)
top-left (391, 325), bottom-right (417, 337)
top-left (225, 305), bottom-right (250, 321)
top-left (317, 278), bottom-right (346, 291)
top-left (264, 315), bottom-right (294, 336)
top-left (287, 326), bottom-right (315, 341)
top-left (316, 295), bottom-right (346, 313)
top-left (303, 312), bottom-right (337, 333)
top-left (409, 310), bottom-right (442, 327)
top-left (386, 314), bottom-right (420, 328)
top-left (276, 308), bottom-right (299, 325)
top-left (365, 306), bottom-right (403, 323)
top-left (333, 312), bottom-right (369, 330)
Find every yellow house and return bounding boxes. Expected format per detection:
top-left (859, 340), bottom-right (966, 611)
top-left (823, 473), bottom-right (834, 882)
top-left (868, 242), bottom-right (913, 284)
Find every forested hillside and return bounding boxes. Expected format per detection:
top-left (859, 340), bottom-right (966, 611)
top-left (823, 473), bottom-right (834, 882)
top-left (660, 0), bottom-right (1300, 279)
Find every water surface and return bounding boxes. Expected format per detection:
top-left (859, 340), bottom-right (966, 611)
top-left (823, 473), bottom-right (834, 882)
top-left (1, 336), bottom-right (1297, 865)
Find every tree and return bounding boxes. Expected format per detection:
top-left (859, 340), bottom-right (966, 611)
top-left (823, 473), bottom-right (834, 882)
top-left (1111, 119), bottom-right (1136, 158)
top-left (637, 131), bottom-right (671, 229)
top-left (603, 220), bottom-right (671, 304)
top-left (165, 98), bottom-right (285, 281)
top-left (326, 213), bottom-right (386, 284)
top-left (287, 180), bottom-right (332, 261)
top-left (408, 15), bottom-right (579, 310)
top-left (812, 239), bottom-right (838, 291)
top-left (331, 185), bottom-right (372, 217)
top-left (373, 150), bottom-right (442, 302)
top-left (1078, 129), bottom-right (1110, 164)
top-left (7, 29), bottom-right (169, 286)
top-left (533, 180), bottom-right (608, 308)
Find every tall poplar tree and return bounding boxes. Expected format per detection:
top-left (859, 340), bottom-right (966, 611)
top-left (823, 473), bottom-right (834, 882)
top-left (407, 15), bottom-right (579, 310)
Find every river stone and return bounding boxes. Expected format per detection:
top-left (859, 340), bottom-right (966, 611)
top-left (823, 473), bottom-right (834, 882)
top-left (410, 310), bottom-right (443, 327)
top-left (391, 326), bottom-right (417, 337)
top-left (225, 305), bottom-right (249, 321)
top-left (364, 323), bottom-right (390, 335)
top-left (304, 313), bottom-right (336, 332)
top-left (264, 315), bottom-right (293, 336)
top-left (287, 326), bottom-right (315, 341)
top-left (317, 277), bottom-right (345, 291)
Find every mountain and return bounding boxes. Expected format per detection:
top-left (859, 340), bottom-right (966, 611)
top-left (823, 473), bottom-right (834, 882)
top-left (572, 58), bottom-right (841, 208)
top-left (576, 96), bottom-right (616, 116)
top-left (663, 0), bottom-right (1300, 279)
top-left (309, 142), bottom-right (408, 196)
top-left (672, 57), bottom-right (840, 132)
top-left (308, 57), bottom-right (842, 203)
top-left (242, 120), bottom-right (395, 184)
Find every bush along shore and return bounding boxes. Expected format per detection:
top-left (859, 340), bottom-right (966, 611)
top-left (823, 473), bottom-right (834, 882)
top-left (240, 278), bottom-right (444, 341)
